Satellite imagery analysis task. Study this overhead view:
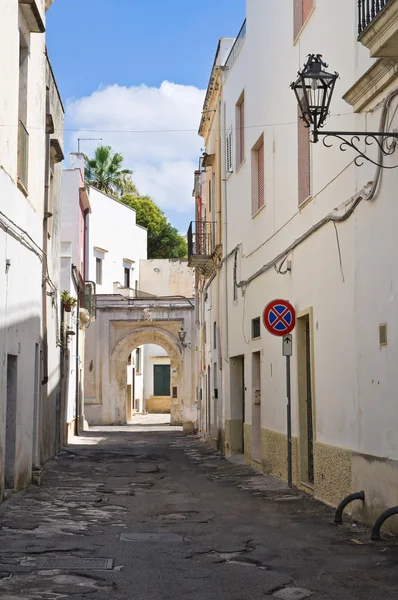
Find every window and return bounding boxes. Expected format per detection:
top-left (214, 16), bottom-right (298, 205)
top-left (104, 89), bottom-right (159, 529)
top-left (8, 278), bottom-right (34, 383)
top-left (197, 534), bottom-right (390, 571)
top-left (252, 317), bottom-right (261, 340)
top-left (294, 0), bottom-right (314, 39)
top-left (18, 30), bottom-right (29, 190)
top-left (226, 129), bottom-right (233, 173)
top-left (298, 107), bottom-right (311, 206)
top-left (136, 348), bottom-right (141, 373)
top-left (236, 93), bottom-right (245, 167)
top-left (251, 134), bottom-right (265, 215)
top-left (96, 257), bottom-right (103, 285)
top-left (213, 322), bottom-right (217, 350)
top-left (208, 179), bottom-right (212, 214)
top-left (124, 266), bottom-right (130, 288)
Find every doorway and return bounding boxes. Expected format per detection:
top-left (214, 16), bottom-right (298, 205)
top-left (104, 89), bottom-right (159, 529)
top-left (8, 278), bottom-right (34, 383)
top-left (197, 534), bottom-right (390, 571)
top-left (207, 365), bottom-right (211, 435)
top-left (229, 356), bottom-right (245, 454)
top-left (5, 355), bottom-right (18, 489)
top-left (252, 351), bottom-right (261, 463)
top-left (297, 313), bottom-right (315, 485)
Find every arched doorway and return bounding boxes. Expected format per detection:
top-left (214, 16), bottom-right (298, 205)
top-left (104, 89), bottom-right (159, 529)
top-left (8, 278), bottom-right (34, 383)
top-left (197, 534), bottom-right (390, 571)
top-left (111, 327), bottom-right (183, 425)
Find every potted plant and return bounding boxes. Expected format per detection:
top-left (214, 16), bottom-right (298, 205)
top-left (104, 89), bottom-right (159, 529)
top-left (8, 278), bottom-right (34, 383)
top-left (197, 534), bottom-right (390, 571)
top-left (61, 290), bottom-right (77, 313)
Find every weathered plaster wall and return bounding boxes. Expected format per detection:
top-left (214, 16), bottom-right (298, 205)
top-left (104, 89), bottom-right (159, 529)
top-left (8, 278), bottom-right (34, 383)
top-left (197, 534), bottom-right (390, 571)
top-left (139, 259), bottom-right (194, 297)
top-left (84, 298), bottom-right (197, 428)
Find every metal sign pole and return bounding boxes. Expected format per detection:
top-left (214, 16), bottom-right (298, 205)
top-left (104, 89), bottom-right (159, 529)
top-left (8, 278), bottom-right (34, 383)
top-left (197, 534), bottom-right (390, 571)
top-left (286, 353), bottom-right (292, 488)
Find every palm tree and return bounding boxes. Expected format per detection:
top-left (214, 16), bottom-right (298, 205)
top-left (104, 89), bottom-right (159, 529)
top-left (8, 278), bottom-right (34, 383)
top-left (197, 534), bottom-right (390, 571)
top-left (84, 146), bottom-right (132, 197)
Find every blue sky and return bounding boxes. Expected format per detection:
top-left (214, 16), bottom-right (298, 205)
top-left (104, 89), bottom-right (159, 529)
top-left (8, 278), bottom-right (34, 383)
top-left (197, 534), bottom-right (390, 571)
top-left (47, 0), bottom-right (246, 232)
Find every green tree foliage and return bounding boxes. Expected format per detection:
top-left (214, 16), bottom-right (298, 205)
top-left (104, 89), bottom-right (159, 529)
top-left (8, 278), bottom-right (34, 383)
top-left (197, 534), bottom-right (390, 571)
top-left (85, 146), bottom-right (132, 197)
top-left (121, 194), bottom-right (187, 259)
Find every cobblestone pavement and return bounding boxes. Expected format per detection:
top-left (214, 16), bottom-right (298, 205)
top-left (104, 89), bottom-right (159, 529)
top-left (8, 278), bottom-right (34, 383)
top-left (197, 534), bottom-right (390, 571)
top-left (1, 420), bottom-right (398, 599)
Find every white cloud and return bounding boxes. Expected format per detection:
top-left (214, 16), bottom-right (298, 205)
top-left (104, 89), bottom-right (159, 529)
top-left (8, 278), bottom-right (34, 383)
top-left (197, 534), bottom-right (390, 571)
top-left (66, 81), bottom-right (205, 213)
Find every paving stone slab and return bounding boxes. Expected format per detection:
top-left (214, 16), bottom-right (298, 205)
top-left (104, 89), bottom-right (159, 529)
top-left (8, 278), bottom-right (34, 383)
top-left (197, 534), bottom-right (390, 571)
top-left (273, 588), bottom-right (313, 600)
top-left (120, 532), bottom-right (185, 543)
top-left (33, 557), bottom-right (114, 570)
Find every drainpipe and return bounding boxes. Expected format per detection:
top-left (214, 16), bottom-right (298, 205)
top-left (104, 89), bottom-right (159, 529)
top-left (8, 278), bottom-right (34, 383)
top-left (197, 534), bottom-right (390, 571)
top-left (41, 88), bottom-right (51, 389)
top-left (71, 265), bottom-right (81, 435)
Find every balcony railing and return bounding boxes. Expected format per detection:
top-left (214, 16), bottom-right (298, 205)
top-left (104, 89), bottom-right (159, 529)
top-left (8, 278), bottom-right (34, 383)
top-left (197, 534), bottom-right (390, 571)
top-left (18, 120), bottom-right (29, 191)
top-left (224, 19), bottom-right (246, 72)
top-left (188, 221), bottom-right (216, 259)
top-left (358, 0), bottom-right (392, 36)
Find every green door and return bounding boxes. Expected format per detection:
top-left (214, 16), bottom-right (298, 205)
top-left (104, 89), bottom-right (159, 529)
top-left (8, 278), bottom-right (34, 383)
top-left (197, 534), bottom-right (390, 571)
top-left (153, 365), bottom-right (171, 396)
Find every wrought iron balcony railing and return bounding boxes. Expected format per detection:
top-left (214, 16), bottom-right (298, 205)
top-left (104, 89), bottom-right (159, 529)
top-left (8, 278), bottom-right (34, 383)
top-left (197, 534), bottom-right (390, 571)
top-left (187, 221), bottom-right (216, 260)
top-left (224, 19), bottom-right (246, 72)
top-left (358, 0), bottom-right (392, 36)
top-left (18, 119), bottom-right (29, 191)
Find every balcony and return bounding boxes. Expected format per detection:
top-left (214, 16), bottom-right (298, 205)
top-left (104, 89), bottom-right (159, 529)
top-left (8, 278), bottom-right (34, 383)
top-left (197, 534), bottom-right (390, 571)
top-left (187, 221), bottom-right (217, 276)
top-left (358, 0), bottom-right (398, 58)
top-left (19, 0), bottom-right (45, 33)
top-left (17, 120), bottom-right (29, 193)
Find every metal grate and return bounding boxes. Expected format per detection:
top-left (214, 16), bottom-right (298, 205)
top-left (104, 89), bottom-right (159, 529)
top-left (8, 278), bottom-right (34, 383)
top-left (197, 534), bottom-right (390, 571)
top-left (252, 317), bottom-right (261, 339)
top-left (35, 557), bottom-right (114, 570)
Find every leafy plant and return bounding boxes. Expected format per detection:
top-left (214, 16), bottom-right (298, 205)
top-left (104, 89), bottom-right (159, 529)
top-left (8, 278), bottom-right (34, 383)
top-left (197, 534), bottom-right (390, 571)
top-left (61, 290), bottom-right (77, 306)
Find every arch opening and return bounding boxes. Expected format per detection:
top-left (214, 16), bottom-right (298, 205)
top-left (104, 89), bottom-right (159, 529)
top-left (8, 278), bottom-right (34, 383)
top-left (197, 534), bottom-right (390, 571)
top-left (111, 327), bottom-right (183, 426)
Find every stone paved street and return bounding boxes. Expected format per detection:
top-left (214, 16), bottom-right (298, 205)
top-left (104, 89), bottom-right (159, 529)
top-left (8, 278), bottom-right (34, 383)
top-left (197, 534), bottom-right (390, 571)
top-left (1, 419), bottom-right (398, 600)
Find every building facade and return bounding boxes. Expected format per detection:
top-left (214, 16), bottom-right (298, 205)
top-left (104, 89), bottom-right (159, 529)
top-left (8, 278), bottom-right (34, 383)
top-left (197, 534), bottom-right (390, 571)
top-left (0, 0), bottom-right (64, 496)
top-left (190, 0), bottom-right (398, 532)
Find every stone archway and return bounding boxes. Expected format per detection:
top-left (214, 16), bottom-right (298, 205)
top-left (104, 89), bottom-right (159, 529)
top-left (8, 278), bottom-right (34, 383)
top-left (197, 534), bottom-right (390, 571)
top-left (111, 326), bottom-right (183, 425)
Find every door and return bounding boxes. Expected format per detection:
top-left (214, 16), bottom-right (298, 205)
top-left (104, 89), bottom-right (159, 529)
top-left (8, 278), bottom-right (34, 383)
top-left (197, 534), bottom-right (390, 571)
top-left (5, 355), bottom-right (18, 489)
top-left (207, 366), bottom-right (211, 434)
top-left (252, 352), bottom-right (261, 463)
top-left (297, 314), bottom-right (315, 485)
top-left (153, 365), bottom-right (171, 396)
top-left (229, 356), bottom-right (245, 454)
top-left (305, 322), bottom-right (314, 483)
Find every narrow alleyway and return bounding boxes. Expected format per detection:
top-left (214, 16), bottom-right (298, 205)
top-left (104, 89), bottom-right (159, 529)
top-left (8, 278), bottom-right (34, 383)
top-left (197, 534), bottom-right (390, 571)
top-left (0, 419), bottom-right (397, 600)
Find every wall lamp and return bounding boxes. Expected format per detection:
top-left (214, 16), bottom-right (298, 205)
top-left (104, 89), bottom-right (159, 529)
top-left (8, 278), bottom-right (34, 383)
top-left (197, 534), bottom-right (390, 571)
top-left (291, 54), bottom-right (398, 169)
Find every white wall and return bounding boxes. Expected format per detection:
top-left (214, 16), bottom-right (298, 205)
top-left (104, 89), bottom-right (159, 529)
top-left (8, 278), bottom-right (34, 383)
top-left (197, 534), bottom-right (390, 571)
top-left (86, 188), bottom-right (147, 294)
top-left (0, 1), bottom-right (62, 494)
top-left (139, 259), bottom-right (194, 297)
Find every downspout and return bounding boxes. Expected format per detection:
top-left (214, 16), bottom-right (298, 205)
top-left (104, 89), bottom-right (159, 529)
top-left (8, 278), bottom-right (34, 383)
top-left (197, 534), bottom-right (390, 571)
top-left (41, 88), bottom-right (51, 388)
top-left (71, 265), bottom-right (81, 435)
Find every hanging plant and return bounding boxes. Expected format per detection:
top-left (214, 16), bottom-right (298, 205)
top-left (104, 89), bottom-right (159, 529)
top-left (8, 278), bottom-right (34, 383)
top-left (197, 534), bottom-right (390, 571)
top-left (61, 290), bottom-right (77, 313)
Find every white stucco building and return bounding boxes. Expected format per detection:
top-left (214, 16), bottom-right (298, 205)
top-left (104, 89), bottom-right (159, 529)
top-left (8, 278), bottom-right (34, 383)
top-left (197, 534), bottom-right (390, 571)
top-left (191, 0), bottom-right (398, 533)
top-left (0, 0), bottom-right (64, 496)
top-left (86, 187), bottom-right (147, 295)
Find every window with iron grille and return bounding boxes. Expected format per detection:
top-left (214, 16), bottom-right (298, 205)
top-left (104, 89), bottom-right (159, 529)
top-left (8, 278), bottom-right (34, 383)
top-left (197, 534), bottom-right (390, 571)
top-left (226, 129), bottom-right (233, 173)
top-left (252, 317), bottom-right (261, 340)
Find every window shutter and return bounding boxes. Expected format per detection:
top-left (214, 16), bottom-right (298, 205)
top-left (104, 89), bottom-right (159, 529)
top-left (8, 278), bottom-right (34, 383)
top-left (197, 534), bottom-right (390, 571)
top-left (302, 0), bottom-right (314, 24)
top-left (298, 109), bottom-right (311, 205)
top-left (257, 141), bottom-right (265, 209)
top-left (226, 129), bottom-right (233, 173)
top-left (294, 0), bottom-right (303, 39)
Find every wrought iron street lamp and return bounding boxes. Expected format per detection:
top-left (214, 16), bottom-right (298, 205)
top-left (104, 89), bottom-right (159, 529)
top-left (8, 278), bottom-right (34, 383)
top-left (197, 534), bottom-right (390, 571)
top-left (291, 54), bottom-right (398, 168)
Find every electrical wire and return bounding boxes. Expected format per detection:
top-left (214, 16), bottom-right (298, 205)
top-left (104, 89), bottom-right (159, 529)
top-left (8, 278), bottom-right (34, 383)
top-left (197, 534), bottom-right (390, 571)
top-left (0, 111), bottom-right (355, 135)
